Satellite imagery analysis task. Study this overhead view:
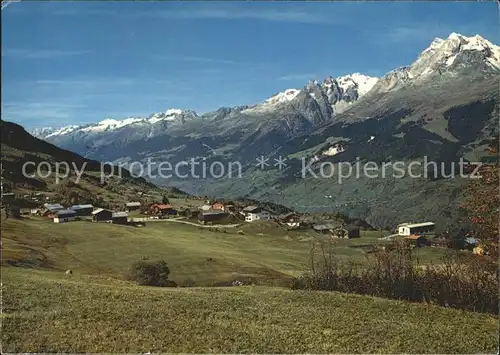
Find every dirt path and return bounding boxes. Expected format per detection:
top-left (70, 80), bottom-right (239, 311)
top-left (129, 217), bottom-right (240, 228)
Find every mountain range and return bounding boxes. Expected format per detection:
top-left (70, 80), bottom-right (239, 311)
top-left (29, 33), bottom-right (500, 229)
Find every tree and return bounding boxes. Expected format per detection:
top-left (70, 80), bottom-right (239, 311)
top-left (162, 195), bottom-right (170, 204)
top-left (461, 136), bottom-right (499, 257)
top-left (68, 191), bottom-right (79, 205)
top-left (128, 259), bottom-right (174, 287)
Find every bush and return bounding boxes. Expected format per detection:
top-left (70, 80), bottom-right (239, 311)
top-left (292, 240), bottom-right (498, 314)
top-left (128, 259), bottom-right (172, 287)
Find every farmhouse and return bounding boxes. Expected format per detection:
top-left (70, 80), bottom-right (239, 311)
top-left (125, 201), bottom-right (141, 212)
top-left (312, 223), bottom-right (342, 234)
top-left (242, 206), bottom-right (272, 222)
top-left (112, 212), bottom-right (129, 225)
top-left (53, 209), bottom-right (77, 223)
top-left (405, 235), bottom-right (429, 247)
top-left (70, 204), bottom-right (94, 216)
top-left (398, 222), bottom-right (435, 236)
top-left (42, 203), bottom-right (64, 215)
top-left (198, 210), bottom-right (227, 223)
top-left (278, 212), bottom-right (301, 228)
top-left (30, 208), bottom-right (41, 215)
top-left (211, 201), bottom-right (235, 212)
top-left (150, 204), bottom-right (175, 215)
top-left (332, 225), bottom-right (361, 239)
top-left (92, 208), bottom-right (113, 222)
top-left (179, 208), bottom-right (199, 218)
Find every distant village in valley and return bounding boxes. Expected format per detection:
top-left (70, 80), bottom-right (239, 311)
top-left (0, 187), bottom-right (488, 256)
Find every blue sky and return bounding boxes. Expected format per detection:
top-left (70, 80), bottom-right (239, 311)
top-left (2, 1), bottom-right (498, 128)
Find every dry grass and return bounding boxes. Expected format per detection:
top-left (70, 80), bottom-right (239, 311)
top-left (2, 267), bottom-right (498, 353)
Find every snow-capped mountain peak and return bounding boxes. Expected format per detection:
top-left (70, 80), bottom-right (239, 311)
top-left (337, 73), bottom-right (379, 96)
top-left (148, 109), bottom-right (188, 123)
top-left (32, 109), bottom-right (199, 138)
top-left (372, 33), bottom-right (500, 94)
top-left (242, 73), bottom-right (378, 116)
top-left (410, 33), bottom-right (500, 77)
top-left (45, 125), bottom-right (79, 138)
top-left (265, 89), bottom-right (301, 105)
top-left (80, 117), bottom-right (144, 133)
top-left (29, 125), bottom-right (80, 139)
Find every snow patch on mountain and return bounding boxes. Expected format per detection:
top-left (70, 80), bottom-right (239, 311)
top-left (148, 109), bottom-right (186, 123)
top-left (45, 125), bottom-right (79, 138)
top-left (80, 117), bottom-right (144, 133)
top-left (322, 144), bottom-right (345, 157)
top-left (342, 73), bottom-right (379, 96)
top-left (242, 89), bottom-right (302, 114)
top-left (31, 127), bottom-right (56, 138)
top-left (266, 89), bottom-right (301, 104)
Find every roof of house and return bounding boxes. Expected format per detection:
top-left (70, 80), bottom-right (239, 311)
top-left (55, 209), bottom-right (77, 216)
top-left (279, 212), bottom-right (299, 219)
top-left (403, 222), bottom-right (435, 229)
top-left (70, 204), bottom-right (94, 210)
top-left (112, 212), bottom-right (128, 218)
top-left (44, 203), bottom-right (64, 210)
top-left (155, 204), bottom-right (173, 210)
top-left (313, 223), bottom-right (341, 231)
top-left (242, 205), bottom-right (261, 212)
top-left (465, 237), bottom-right (479, 245)
top-left (91, 208), bottom-right (112, 215)
top-left (126, 202), bottom-right (141, 207)
top-left (200, 210), bottom-right (227, 216)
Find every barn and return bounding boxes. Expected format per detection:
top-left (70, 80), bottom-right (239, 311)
top-left (92, 208), bottom-right (113, 222)
top-left (70, 204), bottom-right (94, 216)
top-left (112, 212), bottom-right (129, 225)
top-left (54, 209), bottom-right (77, 223)
top-left (405, 235), bottom-right (429, 248)
top-left (398, 222), bottom-right (435, 236)
top-left (125, 202), bottom-right (141, 212)
top-left (198, 210), bottom-right (227, 223)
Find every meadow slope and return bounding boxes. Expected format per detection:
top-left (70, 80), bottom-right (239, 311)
top-left (2, 217), bottom-right (497, 353)
top-left (2, 268), bottom-right (498, 353)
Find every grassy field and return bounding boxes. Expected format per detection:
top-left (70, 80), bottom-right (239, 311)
top-left (1, 217), bottom-right (452, 285)
top-left (3, 267), bottom-right (498, 353)
top-left (2, 217), bottom-right (315, 285)
top-left (3, 217), bottom-right (495, 353)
